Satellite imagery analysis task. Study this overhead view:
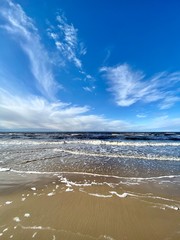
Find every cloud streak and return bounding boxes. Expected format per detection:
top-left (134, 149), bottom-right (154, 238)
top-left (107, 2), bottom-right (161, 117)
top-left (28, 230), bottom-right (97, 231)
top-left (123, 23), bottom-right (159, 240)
top-left (139, 115), bottom-right (180, 131)
top-left (47, 13), bottom-right (85, 69)
top-left (101, 64), bottom-right (180, 109)
top-left (0, 87), bottom-right (179, 131)
top-left (0, 0), bottom-right (58, 98)
top-left (0, 88), bottom-right (131, 131)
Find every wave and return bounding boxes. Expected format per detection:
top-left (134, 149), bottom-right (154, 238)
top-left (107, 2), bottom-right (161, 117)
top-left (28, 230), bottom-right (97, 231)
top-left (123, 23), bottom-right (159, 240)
top-left (53, 148), bottom-right (180, 161)
top-left (10, 169), bottom-right (180, 181)
top-left (1, 132), bottom-right (180, 141)
top-left (0, 139), bottom-right (180, 147)
top-left (65, 140), bottom-right (180, 147)
top-left (0, 167), bottom-right (11, 172)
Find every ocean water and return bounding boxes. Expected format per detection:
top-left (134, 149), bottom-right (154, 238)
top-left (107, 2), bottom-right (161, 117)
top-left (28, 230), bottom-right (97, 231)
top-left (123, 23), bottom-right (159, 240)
top-left (0, 132), bottom-right (180, 176)
top-left (0, 132), bottom-right (180, 240)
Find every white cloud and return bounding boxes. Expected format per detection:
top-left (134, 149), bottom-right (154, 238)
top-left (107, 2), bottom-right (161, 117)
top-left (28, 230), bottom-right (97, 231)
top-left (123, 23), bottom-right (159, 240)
top-left (83, 86), bottom-right (96, 92)
top-left (0, 88), bottom-right (131, 131)
top-left (159, 96), bottom-right (180, 110)
top-left (1, 88), bottom-right (179, 131)
top-left (100, 64), bottom-right (180, 109)
top-left (136, 114), bottom-right (147, 118)
top-left (0, 0), bottom-right (58, 97)
top-left (47, 13), bottom-right (84, 69)
top-left (140, 115), bottom-right (180, 131)
top-left (47, 12), bottom-right (94, 86)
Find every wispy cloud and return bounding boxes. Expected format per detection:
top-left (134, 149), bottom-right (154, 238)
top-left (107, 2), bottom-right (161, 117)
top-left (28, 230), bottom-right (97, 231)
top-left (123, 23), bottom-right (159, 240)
top-left (0, 0), bottom-right (58, 97)
top-left (1, 87), bottom-right (179, 131)
top-left (83, 86), bottom-right (96, 92)
top-left (47, 12), bottom-right (95, 89)
top-left (140, 115), bottom-right (180, 131)
top-left (100, 64), bottom-right (180, 109)
top-left (136, 114), bottom-right (147, 118)
top-left (47, 13), bottom-right (85, 69)
top-left (0, 88), bottom-right (131, 131)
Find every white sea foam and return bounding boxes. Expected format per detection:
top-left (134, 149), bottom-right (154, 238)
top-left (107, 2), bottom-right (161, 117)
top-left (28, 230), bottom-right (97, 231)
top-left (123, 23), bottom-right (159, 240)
top-left (32, 232), bottom-right (37, 238)
top-left (13, 217), bottom-right (20, 222)
top-left (53, 139), bottom-right (180, 147)
top-left (47, 192), bottom-right (55, 196)
top-left (1, 139), bottom-right (180, 148)
top-left (10, 169), bottom-right (180, 182)
top-left (5, 201), bottom-right (12, 205)
top-left (21, 225), bottom-right (54, 231)
top-left (54, 148), bottom-right (180, 161)
top-left (101, 235), bottom-right (115, 240)
top-left (146, 195), bottom-right (180, 204)
top-left (88, 193), bottom-right (112, 198)
top-left (154, 204), bottom-right (180, 211)
top-left (0, 167), bottom-right (11, 172)
top-left (24, 213), bottom-right (30, 217)
top-left (165, 205), bottom-right (179, 211)
top-left (66, 188), bottom-right (73, 192)
top-left (109, 191), bottom-right (128, 198)
top-left (31, 187), bottom-right (36, 191)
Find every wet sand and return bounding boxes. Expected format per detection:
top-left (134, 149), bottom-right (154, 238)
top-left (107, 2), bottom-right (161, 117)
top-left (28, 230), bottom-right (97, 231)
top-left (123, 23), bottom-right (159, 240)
top-left (0, 136), bottom-right (180, 239)
top-left (0, 171), bottom-right (180, 240)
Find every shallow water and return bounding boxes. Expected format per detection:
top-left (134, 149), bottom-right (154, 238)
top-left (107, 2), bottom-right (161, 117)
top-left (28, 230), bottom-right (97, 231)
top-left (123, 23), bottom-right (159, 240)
top-left (0, 132), bottom-right (180, 239)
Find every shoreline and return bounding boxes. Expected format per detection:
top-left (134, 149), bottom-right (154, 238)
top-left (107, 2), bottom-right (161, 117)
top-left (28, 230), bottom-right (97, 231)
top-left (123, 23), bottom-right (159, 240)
top-left (0, 134), bottom-right (180, 239)
top-left (0, 170), bottom-right (180, 240)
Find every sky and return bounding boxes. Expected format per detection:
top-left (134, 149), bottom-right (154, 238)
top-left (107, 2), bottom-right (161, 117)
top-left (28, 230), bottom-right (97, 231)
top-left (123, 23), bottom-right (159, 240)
top-left (0, 0), bottom-right (180, 132)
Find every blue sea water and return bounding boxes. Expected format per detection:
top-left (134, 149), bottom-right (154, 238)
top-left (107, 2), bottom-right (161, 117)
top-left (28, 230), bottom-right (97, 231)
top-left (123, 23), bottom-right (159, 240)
top-left (0, 132), bottom-right (179, 177)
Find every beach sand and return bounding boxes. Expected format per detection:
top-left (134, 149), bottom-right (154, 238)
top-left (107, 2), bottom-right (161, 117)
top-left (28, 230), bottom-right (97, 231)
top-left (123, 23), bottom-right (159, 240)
top-left (0, 171), bottom-right (180, 240)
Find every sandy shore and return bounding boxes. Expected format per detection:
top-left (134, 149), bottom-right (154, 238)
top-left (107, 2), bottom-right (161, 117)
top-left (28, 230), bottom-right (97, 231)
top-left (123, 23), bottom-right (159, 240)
top-left (0, 171), bottom-right (180, 240)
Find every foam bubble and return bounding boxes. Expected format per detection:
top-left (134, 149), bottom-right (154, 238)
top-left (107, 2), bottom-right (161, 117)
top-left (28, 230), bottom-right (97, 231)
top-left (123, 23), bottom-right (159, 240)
top-left (47, 192), bottom-right (55, 196)
top-left (32, 232), bottom-right (37, 238)
top-left (13, 217), bottom-right (20, 222)
top-left (66, 188), bottom-right (73, 192)
top-left (24, 213), bottom-right (30, 217)
top-left (102, 235), bottom-right (115, 240)
top-left (5, 201), bottom-right (12, 205)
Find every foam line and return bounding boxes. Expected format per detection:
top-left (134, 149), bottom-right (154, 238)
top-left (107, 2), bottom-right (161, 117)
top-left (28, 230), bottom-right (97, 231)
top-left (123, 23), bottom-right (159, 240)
top-left (21, 225), bottom-right (53, 230)
top-left (66, 139), bottom-right (180, 147)
top-left (109, 191), bottom-right (128, 198)
top-left (10, 169), bottom-right (180, 181)
top-left (54, 149), bottom-right (180, 161)
top-left (88, 193), bottom-right (112, 198)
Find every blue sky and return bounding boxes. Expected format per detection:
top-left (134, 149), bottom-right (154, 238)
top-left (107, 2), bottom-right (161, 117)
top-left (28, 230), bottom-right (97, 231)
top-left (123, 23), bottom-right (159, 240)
top-left (0, 0), bottom-right (180, 131)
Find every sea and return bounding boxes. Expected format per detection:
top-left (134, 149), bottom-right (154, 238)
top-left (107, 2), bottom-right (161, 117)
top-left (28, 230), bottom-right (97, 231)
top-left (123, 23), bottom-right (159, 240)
top-left (0, 132), bottom-right (180, 240)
